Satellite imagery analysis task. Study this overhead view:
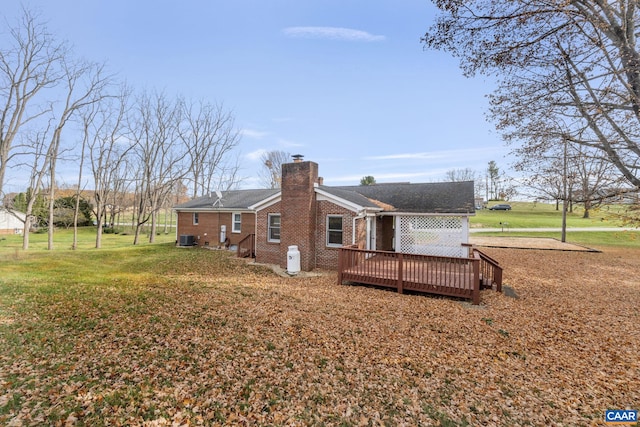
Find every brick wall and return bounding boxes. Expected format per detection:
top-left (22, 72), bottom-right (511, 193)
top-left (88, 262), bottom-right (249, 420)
top-left (253, 159), bottom-right (377, 270)
top-left (255, 201), bottom-right (281, 265)
top-left (176, 211), bottom-right (255, 247)
top-left (280, 161), bottom-right (318, 271)
top-left (315, 201), bottom-right (358, 269)
top-left (255, 198), bottom-right (363, 270)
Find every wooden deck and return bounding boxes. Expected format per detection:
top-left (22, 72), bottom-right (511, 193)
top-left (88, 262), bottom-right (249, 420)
top-left (337, 247), bottom-right (502, 305)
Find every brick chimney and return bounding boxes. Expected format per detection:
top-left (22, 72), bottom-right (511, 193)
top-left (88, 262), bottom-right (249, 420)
top-left (280, 159), bottom-right (318, 271)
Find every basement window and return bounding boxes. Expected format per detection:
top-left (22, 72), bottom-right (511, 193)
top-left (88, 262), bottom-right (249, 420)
top-left (327, 215), bottom-right (343, 247)
top-left (268, 214), bottom-right (280, 243)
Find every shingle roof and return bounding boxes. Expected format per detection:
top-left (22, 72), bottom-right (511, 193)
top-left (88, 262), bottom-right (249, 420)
top-left (174, 188), bottom-right (280, 210)
top-left (317, 186), bottom-right (382, 209)
top-left (332, 181), bottom-right (475, 214)
top-left (174, 181), bottom-right (475, 214)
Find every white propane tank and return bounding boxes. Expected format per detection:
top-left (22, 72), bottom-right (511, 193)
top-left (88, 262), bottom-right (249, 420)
top-left (220, 225), bottom-right (226, 243)
top-left (287, 245), bottom-right (300, 275)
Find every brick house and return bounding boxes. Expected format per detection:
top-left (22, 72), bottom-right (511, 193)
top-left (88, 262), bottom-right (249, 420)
top-left (174, 158), bottom-right (475, 271)
top-left (174, 189), bottom-right (279, 248)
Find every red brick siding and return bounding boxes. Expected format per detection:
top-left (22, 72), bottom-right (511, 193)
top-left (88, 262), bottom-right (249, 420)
top-left (256, 199), bottom-right (362, 270)
top-left (314, 201), bottom-right (363, 270)
top-left (280, 161), bottom-right (318, 271)
top-left (176, 211), bottom-right (255, 247)
top-left (255, 201), bottom-right (282, 266)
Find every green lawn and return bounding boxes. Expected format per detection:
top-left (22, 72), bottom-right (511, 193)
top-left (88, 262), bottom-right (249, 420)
top-left (474, 201), bottom-right (628, 229)
top-left (472, 202), bottom-right (640, 248)
top-left (0, 226), bottom-right (176, 253)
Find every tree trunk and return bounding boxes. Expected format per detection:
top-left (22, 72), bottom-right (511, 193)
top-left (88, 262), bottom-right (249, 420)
top-left (95, 199), bottom-right (104, 249)
top-left (47, 181), bottom-right (55, 250)
top-left (22, 217), bottom-right (31, 250)
top-left (149, 211), bottom-right (157, 243)
top-left (133, 223), bottom-right (142, 245)
top-left (163, 207), bottom-right (169, 234)
top-left (73, 141), bottom-right (86, 250)
top-left (583, 200), bottom-right (591, 219)
top-left (96, 220), bottom-right (103, 248)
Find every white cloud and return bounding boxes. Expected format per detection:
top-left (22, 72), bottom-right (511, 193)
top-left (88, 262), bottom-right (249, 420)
top-left (246, 149), bottom-right (267, 161)
top-left (276, 138), bottom-right (304, 148)
top-left (364, 147), bottom-right (504, 162)
top-left (282, 26), bottom-right (385, 42)
top-left (240, 129), bottom-right (269, 139)
top-left (365, 152), bottom-right (446, 161)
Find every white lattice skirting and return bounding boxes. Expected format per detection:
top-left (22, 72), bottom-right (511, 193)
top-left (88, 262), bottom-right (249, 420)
top-left (397, 216), bottom-right (467, 258)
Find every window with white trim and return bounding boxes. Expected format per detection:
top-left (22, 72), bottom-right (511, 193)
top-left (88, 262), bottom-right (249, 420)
top-left (193, 212), bottom-right (199, 225)
top-left (268, 214), bottom-right (280, 242)
top-left (326, 215), bottom-right (343, 247)
top-left (232, 213), bottom-right (241, 233)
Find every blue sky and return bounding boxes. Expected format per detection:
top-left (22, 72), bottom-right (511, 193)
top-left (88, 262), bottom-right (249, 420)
top-left (4, 0), bottom-right (509, 190)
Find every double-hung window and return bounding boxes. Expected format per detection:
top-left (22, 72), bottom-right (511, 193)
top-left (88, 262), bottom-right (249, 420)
top-left (326, 215), bottom-right (343, 247)
top-left (268, 214), bottom-right (281, 242)
top-left (232, 213), bottom-right (242, 233)
top-left (193, 212), bottom-right (199, 225)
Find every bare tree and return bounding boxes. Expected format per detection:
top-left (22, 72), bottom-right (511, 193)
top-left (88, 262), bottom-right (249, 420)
top-left (209, 153), bottom-right (242, 192)
top-left (258, 150), bottom-right (290, 188)
top-left (107, 161), bottom-right (132, 229)
top-left (514, 137), bottom-right (624, 215)
top-left (72, 114), bottom-right (89, 250)
top-left (445, 168), bottom-right (484, 199)
top-left (8, 127), bottom-right (52, 250)
top-left (569, 145), bottom-right (626, 218)
top-left (0, 7), bottom-right (66, 200)
top-left (423, 1), bottom-right (640, 190)
top-left (517, 156), bottom-right (565, 210)
top-left (444, 168), bottom-right (477, 183)
top-left (83, 85), bottom-right (133, 248)
top-left (178, 99), bottom-right (241, 197)
top-left (44, 58), bottom-right (110, 250)
top-left (129, 91), bottom-right (188, 244)
top-left (487, 161), bottom-right (500, 200)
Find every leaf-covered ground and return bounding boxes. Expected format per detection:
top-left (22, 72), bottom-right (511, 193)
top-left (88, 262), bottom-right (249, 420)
top-left (0, 245), bottom-right (638, 426)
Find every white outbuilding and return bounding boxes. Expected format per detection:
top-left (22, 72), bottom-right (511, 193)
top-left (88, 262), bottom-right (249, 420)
top-left (0, 208), bottom-right (25, 234)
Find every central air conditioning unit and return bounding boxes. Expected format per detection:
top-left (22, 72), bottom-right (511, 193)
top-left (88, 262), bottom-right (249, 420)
top-left (179, 235), bottom-right (195, 246)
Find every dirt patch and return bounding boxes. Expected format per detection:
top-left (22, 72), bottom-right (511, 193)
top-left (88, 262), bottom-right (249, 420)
top-left (470, 235), bottom-right (599, 251)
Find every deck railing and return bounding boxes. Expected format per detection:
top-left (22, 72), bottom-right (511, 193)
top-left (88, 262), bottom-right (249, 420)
top-left (474, 249), bottom-right (503, 292)
top-left (338, 247), bottom-right (484, 304)
top-left (237, 234), bottom-right (255, 258)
